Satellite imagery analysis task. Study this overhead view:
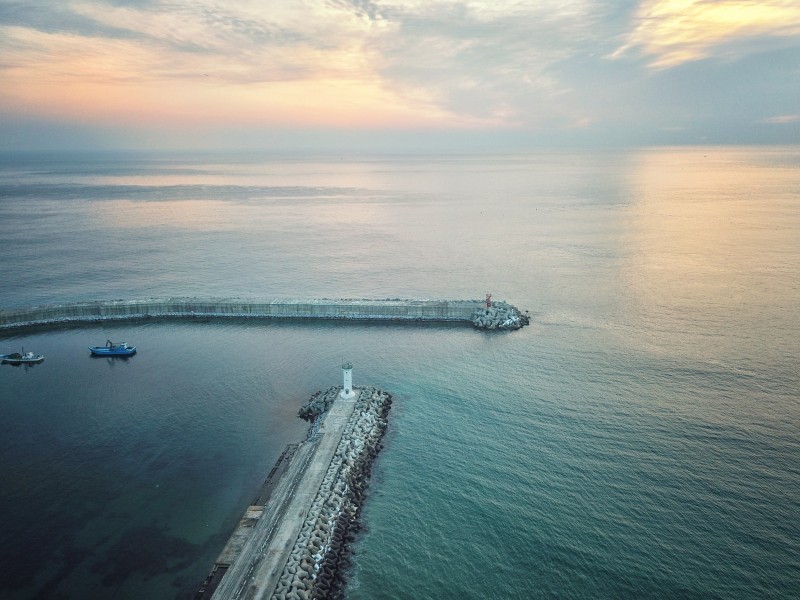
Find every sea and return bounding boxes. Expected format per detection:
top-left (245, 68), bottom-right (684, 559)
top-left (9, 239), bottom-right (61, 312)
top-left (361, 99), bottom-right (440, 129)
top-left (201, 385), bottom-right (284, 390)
top-left (0, 147), bottom-right (798, 599)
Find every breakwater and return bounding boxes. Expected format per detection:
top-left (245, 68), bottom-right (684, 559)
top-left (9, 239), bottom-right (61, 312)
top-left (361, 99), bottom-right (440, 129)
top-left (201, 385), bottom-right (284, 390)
top-left (0, 297), bottom-right (529, 331)
top-left (198, 385), bottom-right (392, 600)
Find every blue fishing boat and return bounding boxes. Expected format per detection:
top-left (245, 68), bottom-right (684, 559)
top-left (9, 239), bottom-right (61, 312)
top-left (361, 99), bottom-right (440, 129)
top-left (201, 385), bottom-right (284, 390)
top-left (89, 340), bottom-right (136, 356)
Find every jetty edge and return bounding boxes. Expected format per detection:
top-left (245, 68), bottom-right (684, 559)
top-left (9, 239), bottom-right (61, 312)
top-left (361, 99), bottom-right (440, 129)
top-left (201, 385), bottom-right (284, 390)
top-left (196, 383), bottom-right (392, 600)
top-left (0, 297), bottom-right (529, 332)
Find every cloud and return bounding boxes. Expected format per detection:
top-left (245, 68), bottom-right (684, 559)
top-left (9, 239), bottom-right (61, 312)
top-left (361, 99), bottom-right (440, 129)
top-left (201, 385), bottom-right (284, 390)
top-left (359, 0), bottom-right (606, 126)
top-left (1, 1), bottom-right (384, 85)
top-left (0, 0), bottom-right (797, 147)
top-left (65, 0), bottom-right (378, 81)
top-left (0, 1), bottom-right (410, 126)
top-left (0, 0), bottom-right (608, 130)
top-left (613, 0), bottom-right (800, 68)
top-left (760, 114), bottom-right (800, 124)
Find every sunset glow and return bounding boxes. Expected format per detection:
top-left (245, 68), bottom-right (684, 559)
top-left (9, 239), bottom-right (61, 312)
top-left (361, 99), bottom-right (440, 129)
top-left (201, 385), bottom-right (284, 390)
top-left (614, 0), bottom-right (800, 68)
top-left (1, 0), bottom-right (798, 149)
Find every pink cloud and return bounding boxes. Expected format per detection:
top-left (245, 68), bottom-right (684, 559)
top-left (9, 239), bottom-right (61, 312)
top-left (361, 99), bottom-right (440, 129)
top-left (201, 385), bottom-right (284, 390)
top-left (760, 114), bottom-right (800, 124)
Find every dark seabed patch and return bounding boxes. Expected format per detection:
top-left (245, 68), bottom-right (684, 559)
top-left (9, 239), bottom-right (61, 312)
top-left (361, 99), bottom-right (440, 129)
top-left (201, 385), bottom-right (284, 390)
top-left (91, 524), bottom-right (200, 585)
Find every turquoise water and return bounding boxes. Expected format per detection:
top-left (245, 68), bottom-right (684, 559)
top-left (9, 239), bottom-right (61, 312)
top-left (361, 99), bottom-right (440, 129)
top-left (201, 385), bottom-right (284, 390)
top-left (0, 148), bottom-right (798, 598)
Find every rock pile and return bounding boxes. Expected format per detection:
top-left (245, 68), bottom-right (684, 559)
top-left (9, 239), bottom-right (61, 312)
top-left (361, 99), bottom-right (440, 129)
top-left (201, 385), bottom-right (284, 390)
top-left (298, 387), bottom-right (340, 422)
top-left (272, 386), bottom-right (392, 600)
top-left (472, 301), bottom-right (530, 330)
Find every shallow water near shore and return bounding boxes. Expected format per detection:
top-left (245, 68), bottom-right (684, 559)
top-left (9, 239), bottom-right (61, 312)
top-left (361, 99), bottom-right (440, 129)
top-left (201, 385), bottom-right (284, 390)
top-left (1, 148), bottom-right (799, 599)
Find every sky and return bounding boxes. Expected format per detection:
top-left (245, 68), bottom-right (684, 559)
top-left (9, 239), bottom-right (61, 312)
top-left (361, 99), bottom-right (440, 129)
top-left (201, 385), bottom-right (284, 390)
top-left (0, 0), bottom-right (798, 151)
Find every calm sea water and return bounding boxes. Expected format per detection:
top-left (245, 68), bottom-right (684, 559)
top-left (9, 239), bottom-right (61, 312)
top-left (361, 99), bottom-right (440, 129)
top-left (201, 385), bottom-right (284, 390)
top-left (0, 148), bottom-right (798, 599)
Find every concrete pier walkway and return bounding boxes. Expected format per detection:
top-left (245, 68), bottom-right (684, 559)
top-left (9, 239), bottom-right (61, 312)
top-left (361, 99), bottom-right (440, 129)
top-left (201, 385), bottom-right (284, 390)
top-left (207, 392), bottom-right (358, 600)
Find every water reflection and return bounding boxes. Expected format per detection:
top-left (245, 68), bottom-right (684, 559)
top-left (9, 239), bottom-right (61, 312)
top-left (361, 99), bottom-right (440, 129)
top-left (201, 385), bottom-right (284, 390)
top-left (94, 198), bottom-right (253, 230)
top-left (620, 147), bottom-right (800, 365)
top-left (92, 192), bottom-right (398, 234)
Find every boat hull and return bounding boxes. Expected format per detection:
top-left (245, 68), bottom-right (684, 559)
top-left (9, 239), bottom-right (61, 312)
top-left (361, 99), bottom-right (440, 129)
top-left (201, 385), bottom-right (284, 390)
top-left (1, 354), bottom-right (44, 365)
top-left (89, 347), bottom-right (136, 356)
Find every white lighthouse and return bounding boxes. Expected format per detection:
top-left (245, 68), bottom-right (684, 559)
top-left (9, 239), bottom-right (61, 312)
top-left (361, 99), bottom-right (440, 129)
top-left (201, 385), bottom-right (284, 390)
top-left (340, 361), bottom-right (356, 399)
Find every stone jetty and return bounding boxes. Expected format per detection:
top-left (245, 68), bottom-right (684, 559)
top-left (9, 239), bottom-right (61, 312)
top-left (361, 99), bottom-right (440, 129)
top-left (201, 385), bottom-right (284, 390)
top-left (471, 301), bottom-right (530, 330)
top-left (0, 297), bottom-right (529, 331)
top-left (197, 385), bottom-right (392, 600)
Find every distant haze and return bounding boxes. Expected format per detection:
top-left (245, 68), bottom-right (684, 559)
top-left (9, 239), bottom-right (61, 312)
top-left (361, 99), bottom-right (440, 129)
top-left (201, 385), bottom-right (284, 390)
top-left (1, 0), bottom-right (798, 151)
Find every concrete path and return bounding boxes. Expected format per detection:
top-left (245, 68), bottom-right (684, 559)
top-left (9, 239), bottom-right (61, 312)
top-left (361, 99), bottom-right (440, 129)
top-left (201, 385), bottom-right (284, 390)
top-left (211, 391), bottom-right (358, 600)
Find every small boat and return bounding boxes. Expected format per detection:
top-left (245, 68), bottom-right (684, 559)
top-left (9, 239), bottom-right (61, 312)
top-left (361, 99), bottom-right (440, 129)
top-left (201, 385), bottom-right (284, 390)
top-left (1, 349), bottom-right (45, 365)
top-left (89, 340), bottom-right (136, 356)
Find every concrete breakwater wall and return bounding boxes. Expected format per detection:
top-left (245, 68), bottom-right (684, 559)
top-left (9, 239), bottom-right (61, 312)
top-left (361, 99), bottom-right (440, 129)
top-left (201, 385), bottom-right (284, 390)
top-left (0, 297), bottom-right (529, 331)
top-left (199, 385), bottom-right (392, 600)
top-left (272, 386), bottom-right (391, 600)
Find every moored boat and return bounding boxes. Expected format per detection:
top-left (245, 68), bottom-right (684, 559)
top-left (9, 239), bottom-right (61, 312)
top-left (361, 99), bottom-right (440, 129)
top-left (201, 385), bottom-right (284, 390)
top-left (89, 340), bottom-right (136, 356)
top-left (1, 349), bottom-right (45, 365)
